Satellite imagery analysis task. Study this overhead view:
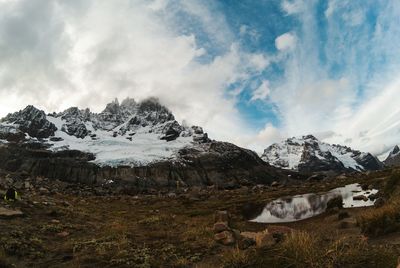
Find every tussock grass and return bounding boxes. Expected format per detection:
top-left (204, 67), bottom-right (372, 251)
top-left (221, 231), bottom-right (397, 268)
top-left (358, 172), bottom-right (400, 236)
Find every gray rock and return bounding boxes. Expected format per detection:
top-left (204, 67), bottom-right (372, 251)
top-left (0, 207), bottom-right (24, 218)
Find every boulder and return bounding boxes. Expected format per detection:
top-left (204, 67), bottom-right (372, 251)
top-left (213, 222), bottom-right (230, 233)
top-left (0, 207), bottom-right (24, 218)
top-left (214, 231), bottom-right (235, 246)
top-left (327, 196), bottom-right (343, 210)
top-left (241, 231), bottom-right (276, 248)
top-left (271, 181), bottom-right (279, 187)
top-left (353, 195), bottom-right (368, 201)
top-left (50, 137), bottom-right (64, 142)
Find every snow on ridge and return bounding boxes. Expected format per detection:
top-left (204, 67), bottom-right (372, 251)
top-left (46, 115), bottom-right (193, 167)
top-left (261, 135), bottom-right (366, 171)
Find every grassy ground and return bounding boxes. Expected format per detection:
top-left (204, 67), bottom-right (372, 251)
top-left (0, 169), bottom-right (399, 267)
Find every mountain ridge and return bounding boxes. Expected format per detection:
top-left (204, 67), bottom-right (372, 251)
top-left (261, 135), bottom-right (383, 173)
top-left (0, 97), bottom-right (299, 189)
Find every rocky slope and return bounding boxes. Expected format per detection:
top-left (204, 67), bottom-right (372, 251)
top-left (261, 135), bottom-right (383, 173)
top-left (383, 145), bottom-right (400, 167)
top-left (0, 98), bottom-right (297, 189)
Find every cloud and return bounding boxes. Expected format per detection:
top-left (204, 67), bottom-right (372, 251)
top-left (243, 123), bottom-right (283, 153)
top-left (267, 0), bottom-right (400, 157)
top-left (0, 0), bottom-right (270, 146)
top-left (282, 0), bottom-right (304, 15)
top-left (250, 80), bottom-right (270, 102)
top-left (275, 32), bottom-right (296, 51)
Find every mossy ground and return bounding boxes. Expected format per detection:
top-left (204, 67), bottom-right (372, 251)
top-left (0, 168), bottom-right (399, 267)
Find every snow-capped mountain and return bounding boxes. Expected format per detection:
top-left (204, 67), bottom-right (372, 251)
top-left (0, 98), bottom-right (210, 167)
top-left (383, 145), bottom-right (400, 167)
top-left (261, 135), bottom-right (383, 173)
top-left (0, 97), bottom-right (296, 188)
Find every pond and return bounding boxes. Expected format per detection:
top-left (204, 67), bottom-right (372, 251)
top-left (250, 183), bottom-right (378, 223)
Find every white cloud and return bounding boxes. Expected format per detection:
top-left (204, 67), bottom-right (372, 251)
top-left (0, 0), bottom-right (269, 148)
top-left (250, 80), bottom-right (270, 102)
top-left (275, 32), bottom-right (296, 51)
top-left (243, 123), bottom-right (283, 153)
top-left (268, 0), bottom-right (400, 157)
top-left (282, 0), bottom-right (304, 15)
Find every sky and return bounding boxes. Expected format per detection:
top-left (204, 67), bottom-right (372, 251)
top-left (0, 0), bottom-right (400, 158)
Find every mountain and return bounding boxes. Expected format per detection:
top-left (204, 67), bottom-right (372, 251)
top-left (261, 135), bottom-right (383, 173)
top-left (383, 145), bottom-right (400, 167)
top-left (0, 97), bottom-right (210, 167)
top-left (0, 98), bottom-right (298, 190)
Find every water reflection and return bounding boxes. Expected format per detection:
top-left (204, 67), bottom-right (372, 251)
top-left (251, 183), bottom-right (378, 223)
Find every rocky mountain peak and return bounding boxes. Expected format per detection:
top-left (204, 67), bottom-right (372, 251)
top-left (384, 145), bottom-right (400, 167)
top-left (390, 145), bottom-right (400, 156)
top-left (120, 97), bottom-right (137, 110)
top-left (1, 105), bottom-right (56, 139)
top-left (261, 135), bottom-right (382, 173)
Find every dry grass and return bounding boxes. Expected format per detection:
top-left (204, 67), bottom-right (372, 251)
top-left (357, 173), bottom-right (400, 236)
top-left (278, 231), bottom-right (321, 267)
top-left (220, 230), bottom-right (398, 268)
top-left (357, 200), bottom-right (400, 236)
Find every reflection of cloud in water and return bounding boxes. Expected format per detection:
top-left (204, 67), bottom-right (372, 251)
top-left (251, 184), bottom-right (378, 223)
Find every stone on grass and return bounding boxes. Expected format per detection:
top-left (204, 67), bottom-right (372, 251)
top-left (214, 210), bottom-right (229, 223)
top-left (214, 231), bottom-right (235, 246)
top-left (353, 195), bottom-right (368, 202)
top-left (0, 207), bottom-right (24, 218)
top-left (213, 222), bottom-right (230, 233)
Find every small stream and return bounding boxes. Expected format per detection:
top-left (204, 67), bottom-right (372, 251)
top-left (250, 183), bottom-right (378, 223)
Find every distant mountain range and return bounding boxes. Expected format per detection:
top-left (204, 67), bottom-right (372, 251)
top-left (383, 145), bottom-right (400, 167)
top-left (261, 135), bottom-right (383, 173)
top-left (0, 97), bottom-right (396, 189)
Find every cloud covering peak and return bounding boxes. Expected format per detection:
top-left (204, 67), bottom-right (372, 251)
top-left (0, 0), bottom-right (400, 158)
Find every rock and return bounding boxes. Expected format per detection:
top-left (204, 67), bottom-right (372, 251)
top-left (1, 105), bottom-right (57, 138)
top-left (39, 187), bottom-right (50, 194)
top-left (166, 192), bottom-right (176, 198)
top-left (57, 231), bottom-right (70, 237)
top-left (374, 197), bottom-right (385, 208)
top-left (50, 137), bottom-right (64, 142)
top-left (24, 181), bottom-right (32, 190)
top-left (271, 181), bottom-right (279, 187)
top-left (240, 231), bottom-right (258, 241)
top-left (214, 231), bottom-right (235, 246)
top-left (361, 184), bottom-right (369, 191)
top-left (160, 121), bottom-right (183, 142)
top-left (338, 210), bottom-right (350, 220)
top-left (240, 231), bottom-right (275, 248)
top-left (368, 184), bottom-right (374, 190)
top-left (0, 207), bottom-right (24, 218)
top-left (237, 235), bottom-right (256, 250)
top-left (307, 174), bottom-right (325, 181)
top-left (353, 195), bottom-right (368, 201)
top-left (327, 196), bottom-right (343, 210)
top-left (214, 210), bottom-right (229, 223)
top-left (255, 231), bottom-right (276, 248)
top-left (368, 193), bottom-right (377, 201)
top-left (213, 222), bottom-right (230, 233)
